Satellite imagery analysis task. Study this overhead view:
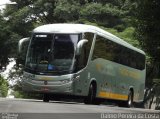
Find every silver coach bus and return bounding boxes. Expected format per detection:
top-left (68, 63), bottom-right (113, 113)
top-left (19, 24), bottom-right (146, 107)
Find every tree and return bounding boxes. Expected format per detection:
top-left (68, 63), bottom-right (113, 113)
top-left (54, 0), bottom-right (80, 22)
top-left (1, 0), bottom-right (139, 69)
top-left (134, 0), bottom-right (160, 109)
top-left (135, 0), bottom-right (160, 84)
top-left (0, 14), bottom-right (11, 68)
top-left (0, 0), bottom-right (143, 100)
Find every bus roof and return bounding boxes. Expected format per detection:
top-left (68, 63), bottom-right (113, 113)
top-left (33, 24), bottom-right (145, 55)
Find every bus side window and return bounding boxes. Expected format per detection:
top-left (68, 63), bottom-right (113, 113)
top-left (92, 36), bottom-right (106, 60)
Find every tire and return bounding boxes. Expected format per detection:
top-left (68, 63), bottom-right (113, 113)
top-left (43, 94), bottom-right (50, 102)
top-left (118, 90), bottom-right (133, 108)
top-left (127, 90), bottom-right (134, 108)
top-left (53, 97), bottom-right (61, 101)
top-left (84, 83), bottom-right (98, 104)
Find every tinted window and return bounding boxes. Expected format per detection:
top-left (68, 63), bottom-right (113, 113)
top-left (92, 35), bottom-right (145, 70)
top-left (25, 34), bottom-right (80, 75)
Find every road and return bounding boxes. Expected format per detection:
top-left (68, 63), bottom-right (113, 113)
top-left (0, 98), bottom-right (159, 119)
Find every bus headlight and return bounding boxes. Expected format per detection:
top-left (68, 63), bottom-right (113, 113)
top-left (23, 73), bottom-right (35, 80)
top-left (60, 79), bottom-right (71, 84)
top-left (71, 75), bottom-right (80, 81)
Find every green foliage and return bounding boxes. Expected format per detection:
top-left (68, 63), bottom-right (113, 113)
top-left (12, 90), bottom-right (42, 99)
top-left (0, 0), bottom-right (147, 100)
top-left (135, 0), bottom-right (160, 61)
top-left (118, 28), bottom-right (140, 47)
top-left (12, 90), bottom-right (24, 98)
top-left (85, 21), bottom-right (140, 48)
top-left (135, 0), bottom-right (160, 80)
top-left (80, 3), bottom-right (126, 27)
top-left (54, 0), bottom-right (80, 22)
top-left (12, 82), bottom-right (42, 99)
top-left (0, 15), bottom-right (10, 67)
top-left (7, 64), bottom-right (42, 99)
top-left (0, 0), bottom-right (137, 69)
top-left (0, 75), bottom-right (8, 97)
top-left (107, 27), bottom-right (140, 47)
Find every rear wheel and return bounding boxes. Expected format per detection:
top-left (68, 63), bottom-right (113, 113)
top-left (43, 94), bottom-right (50, 102)
top-left (118, 90), bottom-right (133, 108)
top-left (127, 90), bottom-right (134, 107)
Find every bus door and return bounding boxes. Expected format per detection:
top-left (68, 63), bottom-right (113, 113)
top-left (73, 33), bottom-right (94, 96)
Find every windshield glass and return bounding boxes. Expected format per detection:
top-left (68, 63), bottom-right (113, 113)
top-left (25, 34), bottom-right (80, 75)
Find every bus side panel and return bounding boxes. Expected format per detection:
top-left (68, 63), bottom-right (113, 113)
top-left (72, 68), bottom-right (90, 96)
top-left (87, 59), bottom-right (119, 100)
top-left (133, 69), bottom-right (146, 102)
top-left (86, 58), bottom-right (145, 102)
top-left (116, 65), bottom-right (146, 102)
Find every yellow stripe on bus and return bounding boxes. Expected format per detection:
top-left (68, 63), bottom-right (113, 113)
top-left (98, 91), bottom-right (128, 101)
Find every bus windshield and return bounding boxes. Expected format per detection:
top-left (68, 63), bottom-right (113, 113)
top-left (25, 34), bottom-right (79, 75)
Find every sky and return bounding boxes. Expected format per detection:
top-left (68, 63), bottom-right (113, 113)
top-left (0, 0), bottom-right (11, 10)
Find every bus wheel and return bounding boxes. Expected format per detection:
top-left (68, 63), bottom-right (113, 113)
top-left (118, 90), bottom-right (133, 108)
top-left (43, 94), bottom-right (50, 102)
top-left (127, 90), bottom-right (134, 108)
top-left (84, 83), bottom-right (96, 104)
top-left (119, 90), bottom-right (133, 108)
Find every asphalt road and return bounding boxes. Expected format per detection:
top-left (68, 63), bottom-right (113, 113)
top-left (0, 98), bottom-right (159, 119)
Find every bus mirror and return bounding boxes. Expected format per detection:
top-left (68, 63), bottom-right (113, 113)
top-left (76, 39), bottom-right (88, 55)
top-left (18, 37), bottom-right (30, 66)
top-left (18, 37), bottom-right (30, 53)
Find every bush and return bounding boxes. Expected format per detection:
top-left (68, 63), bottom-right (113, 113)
top-left (12, 90), bottom-right (43, 99)
top-left (0, 75), bottom-right (8, 97)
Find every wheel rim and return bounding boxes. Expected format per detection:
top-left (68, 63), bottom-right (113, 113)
top-left (128, 95), bottom-right (131, 105)
top-left (128, 92), bottom-right (133, 107)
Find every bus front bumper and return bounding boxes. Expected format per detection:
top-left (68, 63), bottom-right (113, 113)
top-left (21, 76), bottom-right (73, 94)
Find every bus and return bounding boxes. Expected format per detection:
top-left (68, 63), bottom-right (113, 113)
top-left (18, 24), bottom-right (146, 107)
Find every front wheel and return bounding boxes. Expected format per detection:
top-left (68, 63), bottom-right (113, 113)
top-left (43, 94), bottom-right (50, 102)
top-left (84, 83), bottom-right (99, 105)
